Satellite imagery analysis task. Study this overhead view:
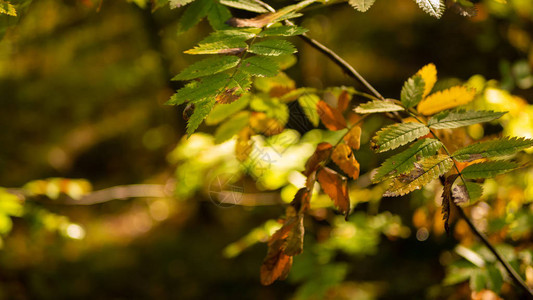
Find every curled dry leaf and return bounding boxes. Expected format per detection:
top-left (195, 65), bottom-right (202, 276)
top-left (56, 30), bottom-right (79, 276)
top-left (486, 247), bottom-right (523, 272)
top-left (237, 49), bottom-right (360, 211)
top-left (260, 239), bottom-right (293, 285)
top-left (317, 100), bottom-right (347, 131)
top-left (344, 125), bottom-right (362, 150)
top-left (337, 90), bottom-right (351, 112)
top-left (235, 127), bottom-right (254, 162)
top-left (441, 174), bottom-right (459, 234)
top-left (303, 142), bottom-right (333, 177)
top-left (317, 167), bottom-right (350, 217)
top-left (332, 144), bottom-right (360, 180)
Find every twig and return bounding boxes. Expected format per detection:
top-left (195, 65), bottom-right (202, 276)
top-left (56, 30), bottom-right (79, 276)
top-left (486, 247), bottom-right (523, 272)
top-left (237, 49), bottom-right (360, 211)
top-left (455, 204), bottom-right (533, 297)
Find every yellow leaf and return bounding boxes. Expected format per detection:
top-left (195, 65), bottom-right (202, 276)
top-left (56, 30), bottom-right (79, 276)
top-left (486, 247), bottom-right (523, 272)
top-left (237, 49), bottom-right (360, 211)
top-left (417, 86), bottom-right (476, 116)
top-left (344, 126), bottom-right (362, 150)
top-left (332, 144), bottom-right (360, 179)
top-left (416, 63), bottom-right (437, 98)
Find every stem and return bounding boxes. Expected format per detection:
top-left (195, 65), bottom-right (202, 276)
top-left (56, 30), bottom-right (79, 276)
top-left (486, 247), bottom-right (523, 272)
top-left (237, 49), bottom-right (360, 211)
top-left (455, 204), bottom-right (533, 296)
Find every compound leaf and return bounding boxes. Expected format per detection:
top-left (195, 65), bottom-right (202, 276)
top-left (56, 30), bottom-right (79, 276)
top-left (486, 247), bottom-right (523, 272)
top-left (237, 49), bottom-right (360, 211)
top-left (248, 39), bottom-right (297, 56)
top-left (241, 56), bottom-right (279, 77)
top-left (172, 56), bottom-right (240, 81)
top-left (414, 0), bottom-right (446, 18)
top-left (348, 0), bottom-right (376, 12)
top-left (401, 75), bottom-right (425, 108)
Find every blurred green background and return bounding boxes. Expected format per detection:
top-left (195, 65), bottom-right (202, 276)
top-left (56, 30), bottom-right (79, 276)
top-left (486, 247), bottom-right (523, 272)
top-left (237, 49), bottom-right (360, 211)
top-left (0, 0), bottom-right (532, 299)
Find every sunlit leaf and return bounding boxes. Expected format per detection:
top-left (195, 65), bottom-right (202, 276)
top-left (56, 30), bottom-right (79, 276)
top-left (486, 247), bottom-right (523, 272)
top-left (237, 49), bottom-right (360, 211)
top-left (416, 63), bottom-right (437, 98)
top-left (371, 122), bottom-right (429, 153)
top-left (170, 73), bottom-right (229, 105)
top-left (384, 155), bottom-right (453, 196)
top-left (414, 0), bottom-right (446, 18)
top-left (0, 1), bottom-right (16, 16)
top-left (401, 75), bottom-right (425, 109)
top-left (417, 86), bottom-right (476, 116)
top-left (460, 161), bottom-right (518, 179)
top-left (249, 112), bottom-right (284, 136)
top-left (348, 0), bottom-right (376, 12)
top-left (235, 127), bottom-right (254, 161)
top-left (297, 94), bottom-right (320, 127)
top-left (372, 138), bottom-right (442, 183)
top-left (453, 137), bottom-right (533, 162)
top-left (317, 101), bottom-right (347, 131)
top-left (428, 110), bottom-right (506, 129)
top-left (344, 126), bottom-right (361, 150)
top-left (220, 0), bottom-right (269, 13)
top-left (354, 100), bottom-right (405, 114)
top-left (317, 167), bottom-right (350, 217)
top-left (332, 144), bottom-right (360, 179)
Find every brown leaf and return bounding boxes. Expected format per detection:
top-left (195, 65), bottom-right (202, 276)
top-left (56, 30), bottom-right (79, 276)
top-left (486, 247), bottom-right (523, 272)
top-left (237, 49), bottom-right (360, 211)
top-left (284, 215), bottom-right (304, 256)
top-left (291, 187), bottom-right (310, 214)
top-left (249, 112), bottom-right (284, 136)
top-left (441, 174), bottom-right (459, 234)
top-left (260, 239), bottom-right (293, 285)
top-left (216, 87), bottom-right (242, 104)
top-left (227, 12), bottom-right (278, 28)
top-left (317, 100), bottom-right (347, 130)
top-left (317, 167), bottom-right (350, 217)
top-left (337, 90), bottom-right (351, 112)
top-left (303, 142), bottom-right (333, 177)
top-left (183, 103), bottom-right (194, 121)
top-left (344, 126), bottom-right (362, 150)
top-left (331, 144), bottom-right (360, 180)
top-left (235, 127), bottom-right (254, 162)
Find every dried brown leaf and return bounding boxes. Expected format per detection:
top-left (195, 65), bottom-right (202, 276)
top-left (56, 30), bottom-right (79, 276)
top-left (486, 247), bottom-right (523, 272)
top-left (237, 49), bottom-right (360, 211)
top-left (317, 167), bottom-right (350, 217)
top-left (216, 87), bottom-right (242, 104)
top-left (227, 12), bottom-right (278, 28)
top-left (344, 126), bottom-right (362, 150)
top-left (317, 100), bottom-right (347, 131)
top-left (337, 90), bottom-right (351, 112)
top-left (303, 142), bottom-right (333, 177)
top-left (332, 144), bottom-right (360, 179)
top-left (441, 174), bottom-right (459, 234)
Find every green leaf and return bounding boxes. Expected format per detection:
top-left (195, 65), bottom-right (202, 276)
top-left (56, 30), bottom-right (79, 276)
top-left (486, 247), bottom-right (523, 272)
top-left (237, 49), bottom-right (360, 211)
top-left (258, 25), bottom-right (308, 37)
top-left (469, 269), bottom-right (487, 292)
top-left (461, 161), bottom-right (519, 179)
top-left (207, 1), bottom-right (232, 30)
top-left (414, 0), bottom-right (446, 18)
top-left (169, 73), bottom-right (230, 105)
top-left (297, 94), bottom-right (320, 127)
top-left (453, 137), bottom-right (533, 162)
top-left (371, 122), bottom-right (430, 153)
top-left (354, 100), bottom-right (405, 114)
top-left (452, 181), bottom-right (483, 205)
top-left (219, 0), bottom-right (269, 13)
top-left (401, 75), bottom-right (425, 109)
top-left (187, 98), bottom-right (217, 135)
top-left (196, 28), bottom-right (260, 45)
top-left (251, 97), bottom-right (289, 124)
top-left (185, 39), bottom-right (248, 55)
top-left (177, 0), bottom-right (213, 35)
top-left (384, 154), bottom-right (453, 196)
top-left (248, 39), bottom-right (297, 56)
top-left (428, 110), bottom-right (506, 129)
top-left (0, 1), bottom-right (16, 16)
top-left (173, 56), bottom-right (240, 81)
top-left (206, 94), bottom-right (250, 125)
top-left (348, 0), bottom-right (376, 12)
top-left (372, 139), bottom-right (443, 183)
top-left (227, 71), bottom-right (252, 94)
top-left (214, 111), bottom-right (250, 143)
top-left (241, 56), bottom-right (279, 77)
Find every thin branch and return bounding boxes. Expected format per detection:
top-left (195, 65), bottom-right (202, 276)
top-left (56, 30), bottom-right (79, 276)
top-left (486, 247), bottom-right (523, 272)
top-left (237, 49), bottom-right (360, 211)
top-left (455, 204), bottom-right (533, 297)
